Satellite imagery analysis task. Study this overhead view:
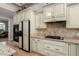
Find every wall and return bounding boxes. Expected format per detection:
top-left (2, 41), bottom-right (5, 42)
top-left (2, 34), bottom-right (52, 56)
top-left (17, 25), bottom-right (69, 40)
top-left (8, 19), bottom-right (13, 41)
top-left (36, 22), bottom-right (79, 38)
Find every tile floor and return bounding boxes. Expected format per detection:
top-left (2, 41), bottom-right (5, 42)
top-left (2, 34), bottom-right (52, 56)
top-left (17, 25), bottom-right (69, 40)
top-left (0, 38), bottom-right (41, 56)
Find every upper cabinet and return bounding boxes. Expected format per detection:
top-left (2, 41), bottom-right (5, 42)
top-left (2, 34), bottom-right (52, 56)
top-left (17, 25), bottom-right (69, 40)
top-left (43, 4), bottom-right (54, 22)
top-left (35, 12), bottom-right (47, 29)
top-left (53, 4), bottom-right (66, 17)
top-left (43, 4), bottom-right (67, 22)
top-left (66, 4), bottom-right (79, 28)
top-left (43, 4), bottom-right (54, 19)
top-left (53, 4), bottom-right (66, 21)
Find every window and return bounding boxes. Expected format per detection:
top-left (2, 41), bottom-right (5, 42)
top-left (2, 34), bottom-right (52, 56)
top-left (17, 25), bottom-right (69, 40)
top-left (0, 23), bottom-right (5, 31)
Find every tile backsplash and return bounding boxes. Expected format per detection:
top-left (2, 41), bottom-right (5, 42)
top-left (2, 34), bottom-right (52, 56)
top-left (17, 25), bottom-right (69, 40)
top-left (36, 22), bottom-right (79, 38)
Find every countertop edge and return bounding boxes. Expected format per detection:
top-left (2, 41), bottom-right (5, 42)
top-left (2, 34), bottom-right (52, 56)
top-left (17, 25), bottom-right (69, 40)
top-left (31, 37), bottom-right (79, 45)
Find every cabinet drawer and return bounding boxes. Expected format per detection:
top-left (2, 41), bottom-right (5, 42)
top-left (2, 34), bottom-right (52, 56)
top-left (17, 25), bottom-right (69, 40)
top-left (42, 40), bottom-right (66, 47)
top-left (45, 50), bottom-right (65, 56)
top-left (44, 43), bottom-right (68, 54)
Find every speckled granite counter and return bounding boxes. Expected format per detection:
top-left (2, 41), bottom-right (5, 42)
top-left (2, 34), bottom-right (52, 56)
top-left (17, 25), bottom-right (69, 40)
top-left (0, 43), bottom-right (16, 56)
top-left (31, 36), bottom-right (79, 45)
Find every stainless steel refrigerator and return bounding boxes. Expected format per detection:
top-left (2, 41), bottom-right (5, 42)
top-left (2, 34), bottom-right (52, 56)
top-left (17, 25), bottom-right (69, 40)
top-left (19, 20), bottom-right (30, 52)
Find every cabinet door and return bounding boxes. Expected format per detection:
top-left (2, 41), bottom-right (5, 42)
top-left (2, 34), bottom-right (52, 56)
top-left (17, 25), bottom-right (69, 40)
top-left (43, 5), bottom-right (54, 19)
top-left (40, 13), bottom-right (47, 28)
top-left (69, 44), bottom-right (77, 56)
top-left (67, 4), bottom-right (79, 28)
top-left (35, 13), bottom-right (41, 28)
top-left (53, 4), bottom-right (66, 21)
top-left (37, 39), bottom-right (46, 55)
top-left (53, 4), bottom-right (66, 17)
top-left (31, 39), bottom-right (38, 52)
top-left (76, 44), bottom-right (79, 56)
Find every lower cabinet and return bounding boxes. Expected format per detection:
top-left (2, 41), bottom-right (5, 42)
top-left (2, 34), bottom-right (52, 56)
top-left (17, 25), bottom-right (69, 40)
top-left (30, 38), bottom-right (38, 52)
top-left (30, 38), bottom-right (45, 55)
top-left (42, 40), bottom-right (69, 56)
top-left (31, 38), bottom-right (79, 56)
top-left (76, 45), bottom-right (79, 56)
top-left (68, 43), bottom-right (79, 56)
top-left (31, 38), bottom-right (69, 56)
top-left (68, 43), bottom-right (77, 56)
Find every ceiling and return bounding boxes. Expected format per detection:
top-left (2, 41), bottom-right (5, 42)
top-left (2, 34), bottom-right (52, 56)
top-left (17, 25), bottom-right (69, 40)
top-left (13, 3), bottom-right (35, 8)
top-left (0, 7), bottom-right (16, 18)
top-left (0, 3), bottom-right (51, 20)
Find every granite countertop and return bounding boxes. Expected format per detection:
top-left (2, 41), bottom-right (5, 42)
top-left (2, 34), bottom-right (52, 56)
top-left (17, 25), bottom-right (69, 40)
top-left (0, 43), bottom-right (16, 56)
top-left (31, 36), bottom-right (79, 45)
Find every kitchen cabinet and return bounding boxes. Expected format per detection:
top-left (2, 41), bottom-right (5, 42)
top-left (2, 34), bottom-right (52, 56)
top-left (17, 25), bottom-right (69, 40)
top-left (42, 40), bottom-right (69, 56)
top-left (31, 38), bottom-right (79, 56)
top-left (53, 3), bottom-right (66, 21)
top-left (31, 38), bottom-right (38, 52)
top-left (53, 4), bottom-right (66, 18)
top-left (43, 4), bottom-right (66, 22)
top-left (31, 38), bottom-right (45, 55)
top-left (43, 4), bottom-right (54, 22)
top-left (35, 12), bottom-right (47, 29)
top-left (13, 11), bottom-right (25, 24)
top-left (35, 13), bottom-right (41, 28)
top-left (36, 39), bottom-right (45, 55)
top-left (43, 4), bottom-right (54, 19)
top-left (31, 38), bottom-right (69, 56)
top-left (76, 44), bottom-right (79, 56)
top-left (68, 43), bottom-right (77, 56)
top-left (66, 4), bottom-right (79, 28)
top-left (68, 43), bottom-right (79, 56)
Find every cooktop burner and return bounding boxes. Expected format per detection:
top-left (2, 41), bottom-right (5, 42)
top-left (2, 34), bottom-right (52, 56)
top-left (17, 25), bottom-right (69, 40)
top-left (45, 36), bottom-right (64, 40)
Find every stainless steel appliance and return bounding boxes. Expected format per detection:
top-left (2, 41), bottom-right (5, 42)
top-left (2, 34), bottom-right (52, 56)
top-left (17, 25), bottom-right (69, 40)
top-left (45, 36), bottom-right (64, 40)
top-left (19, 20), bottom-right (30, 52)
top-left (13, 24), bottom-right (19, 42)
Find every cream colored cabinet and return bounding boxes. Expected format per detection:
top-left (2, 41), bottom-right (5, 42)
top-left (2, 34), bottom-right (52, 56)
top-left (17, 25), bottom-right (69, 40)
top-left (40, 13), bottom-right (47, 29)
top-left (13, 11), bottom-right (24, 24)
top-left (31, 38), bottom-right (79, 56)
top-left (76, 44), bottom-right (79, 56)
top-left (31, 38), bottom-right (69, 56)
top-left (53, 4), bottom-right (66, 17)
top-left (43, 4), bottom-right (54, 22)
top-left (31, 38), bottom-right (45, 54)
top-left (35, 12), bottom-right (47, 29)
top-left (43, 4), bottom-right (66, 22)
top-left (68, 43), bottom-right (79, 56)
top-left (35, 13), bottom-right (41, 28)
top-left (66, 4), bottom-right (79, 28)
top-left (53, 3), bottom-right (66, 21)
top-left (68, 43), bottom-right (77, 56)
top-left (42, 40), bottom-right (69, 56)
top-left (31, 39), bottom-right (38, 52)
top-left (36, 39), bottom-right (45, 55)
